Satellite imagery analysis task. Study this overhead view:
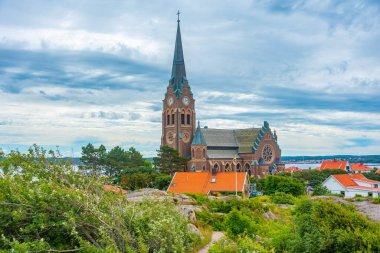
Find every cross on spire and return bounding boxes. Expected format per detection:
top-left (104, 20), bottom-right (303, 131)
top-left (177, 10), bottom-right (180, 22)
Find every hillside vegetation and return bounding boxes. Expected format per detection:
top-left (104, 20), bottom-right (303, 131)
top-left (1, 146), bottom-right (380, 252)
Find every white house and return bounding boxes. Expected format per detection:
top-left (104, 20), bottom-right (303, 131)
top-left (350, 163), bottom-right (373, 173)
top-left (322, 174), bottom-right (380, 198)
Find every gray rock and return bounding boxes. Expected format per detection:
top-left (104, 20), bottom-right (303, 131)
top-left (187, 223), bottom-right (204, 240)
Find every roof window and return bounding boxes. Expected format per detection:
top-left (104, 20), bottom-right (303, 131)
top-left (211, 178), bottom-right (216, 183)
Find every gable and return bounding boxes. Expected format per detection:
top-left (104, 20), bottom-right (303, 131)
top-left (234, 128), bottom-right (260, 153)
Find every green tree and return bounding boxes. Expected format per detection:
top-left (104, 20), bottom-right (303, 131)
top-left (264, 175), bottom-right (304, 196)
top-left (153, 145), bottom-right (189, 175)
top-left (79, 143), bottom-right (107, 174)
top-left (106, 146), bottom-right (129, 177)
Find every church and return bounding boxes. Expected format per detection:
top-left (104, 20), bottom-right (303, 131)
top-left (161, 15), bottom-right (284, 178)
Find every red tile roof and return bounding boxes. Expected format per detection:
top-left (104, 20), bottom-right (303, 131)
top-left (376, 169), bottom-right (380, 174)
top-left (320, 160), bottom-right (348, 171)
top-left (350, 163), bottom-right (372, 171)
top-left (104, 184), bottom-right (128, 195)
top-left (332, 174), bottom-right (357, 187)
top-left (284, 166), bottom-right (302, 172)
top-left (331, 174), bottom-right (379, 189)
top-left (167, 172), bottom-right (248, 194)
top-left (351, 174), bottom-right (379, 184)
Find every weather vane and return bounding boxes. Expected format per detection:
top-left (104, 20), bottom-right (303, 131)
top-left (177, 10), bottom-right (180, 22)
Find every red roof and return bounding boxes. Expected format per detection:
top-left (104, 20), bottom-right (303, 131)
top-left (376, 169), bottom-right (380, 174)
top-left (167, 172), bottom-right (248, 194)
top-left (351, 174), bottom-right (379, 184)
top-left (284, 166), bottom-right (302, 172)
top-left (350, 163), bottom-right (372, 171)
top-left (331, 174), bottom-right (380, 189)
top-left (332, 174), bottom-right (357, 187)
top-left (320, 160), bottom-right (348, 171)
top-left (104, 184), bottom-right (128, 195)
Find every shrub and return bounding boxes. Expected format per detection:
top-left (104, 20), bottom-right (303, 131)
top-left (224, 209), bottom-right (254, 237)
top-left (373, 197), bottom-right (380, 204)
top-left (196, 211), bottom-right (225, 231)
top-left (264, 175), bottom-right (305, 196)
top-left (271, 192), bottom-right (295, 205)
top-left (312, 184), bottom-right (330, 196)
top-left (0, 146), bottom-right (199, 252)
top-left (152, 174), bottom-right (172, 190)
top-left (208, 236), bottom-right (264, 253)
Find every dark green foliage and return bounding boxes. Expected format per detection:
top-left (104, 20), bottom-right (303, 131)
top-left (312, 184), bottom-right (330, 196)
top-left (80, 144), bottom-right (147, 178)
top-left (0, 145), bottom-right (198, 252)
top-left (264, 175), bottom-right (304, 196)
top-left (121, 173), bottom-right (172, 191)
top-left (224, 209), bottom-right (254, 237)
top-left (364, 171), bottom-right (380, 181)
top-left (153, 145), bottom-right (189, 175)
top-left (196, 198), bottom-right (266, 232)
top-left (271, 192), bottom-right (295, 205)
top-left (196, 211), bottom-right (226, 231)
top-left (280, 169), bottom-right (347, 187)
top-left (80, 143), bottom-right (107, 174)
top-left (271, 198), bottom-right (380, 252)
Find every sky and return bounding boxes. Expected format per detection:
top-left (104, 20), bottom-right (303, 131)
top-left (0, 0), bottom-right (380, 157)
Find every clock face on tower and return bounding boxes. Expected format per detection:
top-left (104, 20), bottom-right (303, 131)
top-left (182, 97), bottom-right (189, 105)
top-left (166, 131), bottom-right (175, 144)
top-left (182, 131), bottom-right (190, 143)
top-left (167, 97), bottom-right (174, 106)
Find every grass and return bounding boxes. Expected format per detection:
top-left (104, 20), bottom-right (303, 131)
top-left (188, 225), bottom-right (213, 253)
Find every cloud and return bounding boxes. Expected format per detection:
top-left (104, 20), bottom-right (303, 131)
top-left (0, 0), bottom-right (380, 156)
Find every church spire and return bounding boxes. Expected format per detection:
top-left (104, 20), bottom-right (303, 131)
top-left (170, 10), bottom-right (187, 97)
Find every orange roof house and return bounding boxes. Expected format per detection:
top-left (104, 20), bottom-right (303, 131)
top-left (284, 166), bottom-right (302, 172)
top-left (104, 184), bottom-right (128, 195)
top-left (376, 169), bottom-right (380, 174)
top-left (322, 174), bottom-right (380, 198)
top-left (350, 163), bottom-right (372, 173)
top-left (167, 172), bottom-right (250, 198)
top-left (320, 160), bottom-right (349, 171)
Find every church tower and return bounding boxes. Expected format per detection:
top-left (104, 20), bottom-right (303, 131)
top-left (161, 13), bottom-right (196, 158)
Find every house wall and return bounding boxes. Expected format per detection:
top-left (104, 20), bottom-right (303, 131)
top-left (323, 177), bottom-right (345, 194)
top-left (345, 188), bottom-right (369, 198)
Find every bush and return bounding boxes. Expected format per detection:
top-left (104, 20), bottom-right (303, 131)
top-left (264, 175), bottom-right (305, 196)
top-left (208, 236), bottom-right (264, 253)
top-left (152, 174), bottom-right (172, 190)
top-left (121, 173), bottom-right (172, 190)
top-left (224, 209), bottom-right (254, 237)
top-left (0, 146), bottom-right (198, 252)
top-left (373, 197), bottom-right (380, 204)
top-left (271, 192), bottom-right (295, 205)
top-left (196, 211), bottom-right (226, 231)
top-left (312, 184), bottom-right (330, 196)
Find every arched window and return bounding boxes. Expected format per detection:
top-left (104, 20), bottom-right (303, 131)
top-left (187, 114), bottom-right (191, 125)
top-left (213, 163), bottom-right (219, 174)
top-left (202, 165), bottom-right (206, 171)
top-left (202, 149), bottom-right (206, 158)
top-left (192, 149), bottom-right (194, 158)
top-left (171, 114), bottom-right (175, 125)
top-left (167, 113), bottom-right (170, 125)
top-left (236, 163), bottom-right (241, 172)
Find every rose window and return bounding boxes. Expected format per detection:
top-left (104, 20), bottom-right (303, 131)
top-left (262, 146), bottom-right (273, 163)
